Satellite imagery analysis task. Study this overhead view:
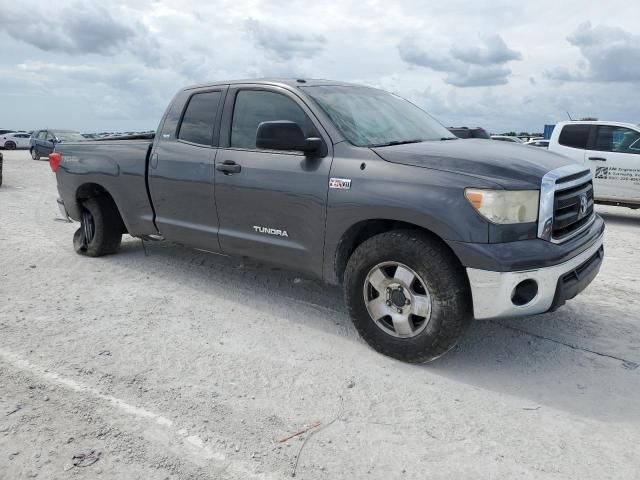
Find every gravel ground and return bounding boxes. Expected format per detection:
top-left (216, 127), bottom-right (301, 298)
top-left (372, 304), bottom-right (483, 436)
top-left (1, 149), bottom-right (639, 480)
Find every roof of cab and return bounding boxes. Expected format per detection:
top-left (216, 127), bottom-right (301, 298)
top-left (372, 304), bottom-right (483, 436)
top-left (555, 120), bottom-right (639, 130)
top-left (183, 78), bottom-right (361, 91)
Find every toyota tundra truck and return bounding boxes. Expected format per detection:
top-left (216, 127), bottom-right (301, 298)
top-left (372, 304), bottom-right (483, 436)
top-left (50, 79), bottom-right (605, 363)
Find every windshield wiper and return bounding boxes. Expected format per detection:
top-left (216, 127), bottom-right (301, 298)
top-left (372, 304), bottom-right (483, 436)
top-left (370, 139), bottom-right (424, 147)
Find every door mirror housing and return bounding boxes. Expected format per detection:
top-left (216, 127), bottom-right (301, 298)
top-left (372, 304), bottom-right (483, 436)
top-left (256, 121), bottom-right (321, 154)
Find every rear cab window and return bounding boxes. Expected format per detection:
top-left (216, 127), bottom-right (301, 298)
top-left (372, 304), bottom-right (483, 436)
top-left (178, 91), bottom-right (222, 146)
top-left (558, 124), bottom-right (590, 149)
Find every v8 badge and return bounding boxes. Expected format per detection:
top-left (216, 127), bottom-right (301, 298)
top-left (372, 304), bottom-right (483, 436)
top-left (329, 178), bottom-right (352, 190)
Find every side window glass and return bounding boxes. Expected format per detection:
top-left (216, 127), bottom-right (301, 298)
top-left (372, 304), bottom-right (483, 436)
top-left (37, 131), bottom-right (46, 140)
top-left (160, 92), bottom-right (189, 140)
top-left (558, 124), bottom-right (590, 149)
top-left (604, 126), bottom-right (640, 154)
top-left (230, 90), bottom-right (315, 150)
top-left (177, 91), bottom-right (221, 146)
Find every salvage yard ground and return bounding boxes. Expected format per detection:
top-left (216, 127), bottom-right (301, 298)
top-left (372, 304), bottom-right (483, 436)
top-left (1, 149), bottom-right (639, 479)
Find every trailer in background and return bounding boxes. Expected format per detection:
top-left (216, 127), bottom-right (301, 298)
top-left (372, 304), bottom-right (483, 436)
top-left (543, 124), bottom-right (556, 140)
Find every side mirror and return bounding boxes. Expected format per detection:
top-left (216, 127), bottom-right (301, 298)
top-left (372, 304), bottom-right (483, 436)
top-left (256, 121), bottom-right (321, 154)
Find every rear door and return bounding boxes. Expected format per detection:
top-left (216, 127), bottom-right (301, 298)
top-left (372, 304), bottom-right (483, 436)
top-left (34, 130), bottom-right (47, 156)
top-left (214, 85), bottom-right (333, 277)
top-left (585, 124), bottom-right (640, 202)
top-left (149, 87), bottom-right (227, 251)
top-left (14, 133), bottom-right (31, 148)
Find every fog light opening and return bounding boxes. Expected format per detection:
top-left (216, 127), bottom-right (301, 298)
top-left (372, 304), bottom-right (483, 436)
top-left (511, 279), bottom-right (538, 306)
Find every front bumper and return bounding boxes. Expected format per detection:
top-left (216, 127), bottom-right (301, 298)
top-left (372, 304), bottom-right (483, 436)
top-left (467, 232), bottom-right (604, 320)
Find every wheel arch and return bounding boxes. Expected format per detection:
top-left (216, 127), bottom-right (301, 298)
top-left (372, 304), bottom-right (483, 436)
top-left (331, 218), bottom-right (465, 286)
top-left (75, 183), bottom-right (127, 234)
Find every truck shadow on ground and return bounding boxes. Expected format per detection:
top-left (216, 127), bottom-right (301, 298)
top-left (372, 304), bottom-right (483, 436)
top-left (114, 237), bottom-right (639, 423)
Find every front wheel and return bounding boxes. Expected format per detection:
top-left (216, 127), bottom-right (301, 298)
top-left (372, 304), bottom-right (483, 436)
top-left (30, 149), bottom-right (40, 160)
top-left (5, 142), bottom-right (16, 150)
top-left (73, 196), bottom-right (124, 257)
top-left (344, 230), bottom-right (472, 363)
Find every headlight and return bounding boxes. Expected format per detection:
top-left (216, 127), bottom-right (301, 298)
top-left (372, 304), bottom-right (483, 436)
top-left (465, 189), bottom-right (539, 224)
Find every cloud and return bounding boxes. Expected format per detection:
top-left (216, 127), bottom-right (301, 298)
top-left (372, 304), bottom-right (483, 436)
top-left (545, 22), bottom-right (640, 83)
top-left (0, 0), bottom-right (638, 134)
top-left (398, 35), bottom-right (520, 87)
top-left (0, 3), bottom-right (137, 55)
top-left (451, 34), bottom-right (522, 65)
top-left (245, 18), bottom-right (326, 61)
top-left (447, 65), bottom-right (512, 87)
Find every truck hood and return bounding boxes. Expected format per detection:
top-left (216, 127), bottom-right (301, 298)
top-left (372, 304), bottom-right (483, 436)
top-left (372, 139), bottom-right (574, 189)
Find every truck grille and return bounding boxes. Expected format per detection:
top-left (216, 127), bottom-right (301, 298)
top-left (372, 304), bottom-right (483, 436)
top-left (552, 178), bottom-right (594, 241)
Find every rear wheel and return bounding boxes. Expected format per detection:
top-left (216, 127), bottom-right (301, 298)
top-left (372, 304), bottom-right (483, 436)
top-left (30, 149), bottom-right (40, 160)
top-left (73, 196), bottom-right (124, 257)
top-left (344, 230), bottom-right (472, 363)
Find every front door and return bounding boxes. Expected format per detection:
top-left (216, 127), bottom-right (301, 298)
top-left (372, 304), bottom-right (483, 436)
top-left (149, 88), bottom-right (226, 251)
top-left (586, 124), bottom-right (640, 202)
top-left (42, 131), bottom-right (56, 156)
top-left (214, 86), bottom-right (333, 277)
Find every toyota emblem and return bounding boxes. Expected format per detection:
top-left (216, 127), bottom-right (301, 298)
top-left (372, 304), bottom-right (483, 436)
top-left (579, 194), bottom-right (588, 217)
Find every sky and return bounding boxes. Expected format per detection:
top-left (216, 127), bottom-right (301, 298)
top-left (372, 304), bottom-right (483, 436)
top-left (0, 0), bottom-right (638, 134)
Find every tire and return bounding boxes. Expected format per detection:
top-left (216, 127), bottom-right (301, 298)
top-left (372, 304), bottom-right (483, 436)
top-left (5, 141), bottom-right (16, 150)
top-left (31, 149), bottom-right (40, 160)
top-left (73, 196), bottom-right (124, 257)
top-left (0, 156), bottom-right (3, 187)
top-left (344, 230), bottom-right (472, 363)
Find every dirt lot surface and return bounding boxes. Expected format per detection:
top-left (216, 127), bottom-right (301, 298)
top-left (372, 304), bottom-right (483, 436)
top-left (1, 149), bottom-right (639, 479)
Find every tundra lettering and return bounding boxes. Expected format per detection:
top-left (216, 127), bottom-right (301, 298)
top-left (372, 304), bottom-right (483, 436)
top-left (52, 79), bottom-right (604, 363)
top-left (253, 226), bottom-right (289, 237)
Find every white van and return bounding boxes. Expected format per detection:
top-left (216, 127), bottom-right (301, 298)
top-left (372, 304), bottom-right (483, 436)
top-left (549, 121), bottom-right (640, 209)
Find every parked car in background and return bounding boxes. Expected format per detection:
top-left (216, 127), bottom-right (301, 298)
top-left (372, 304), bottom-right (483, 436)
top-left (549, 121), bottom-right (640, 209)
top-left (448, 127), bottom-right (490, 139)
top-left (524, 139), bottom-right (550, 148)
top-left (0, 129), bottom-right (15, 135)
top-left (491, 135), bottom-right (524, 144)
top-left (30, 129), bottom-right (85, 160)
top-left (2, 132), bottom-right (31, 149)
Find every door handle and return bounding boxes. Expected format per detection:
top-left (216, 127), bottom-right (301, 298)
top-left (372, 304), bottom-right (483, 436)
top-left (216, 160), bottom-right (241, 174)
top-left (588, 157), bottom-right (607, 162)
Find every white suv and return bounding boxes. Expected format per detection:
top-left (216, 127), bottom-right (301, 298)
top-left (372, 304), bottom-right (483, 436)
top-left (549, 121), bottom-right (640, 209)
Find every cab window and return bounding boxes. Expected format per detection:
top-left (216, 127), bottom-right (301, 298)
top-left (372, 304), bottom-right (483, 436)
top-left (177, 91), bottom-right (222, 146)
top-left (558, 124), bottom-right (590, 149)
top-left (230, 90), bottom-right (315, 150)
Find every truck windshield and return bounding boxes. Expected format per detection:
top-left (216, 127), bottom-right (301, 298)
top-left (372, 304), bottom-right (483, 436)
top-left (302, 85), bottom-right (456, 147)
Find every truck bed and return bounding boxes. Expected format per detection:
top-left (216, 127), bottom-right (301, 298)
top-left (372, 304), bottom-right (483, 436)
top-left (55, 139), bottom-right (157, 236)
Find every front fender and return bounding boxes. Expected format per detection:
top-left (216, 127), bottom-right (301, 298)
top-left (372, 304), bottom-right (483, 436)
top-left (322, 153), bottom-right (497, 284)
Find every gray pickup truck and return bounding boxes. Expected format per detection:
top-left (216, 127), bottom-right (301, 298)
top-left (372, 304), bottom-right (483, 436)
top-left (51, 79), bottom-right (604, 362)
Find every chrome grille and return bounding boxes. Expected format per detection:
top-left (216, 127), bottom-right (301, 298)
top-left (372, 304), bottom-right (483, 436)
top-left (538, 165), bottom-right (595, 243)
top-left (552, 180), bottom-right (594, 241)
